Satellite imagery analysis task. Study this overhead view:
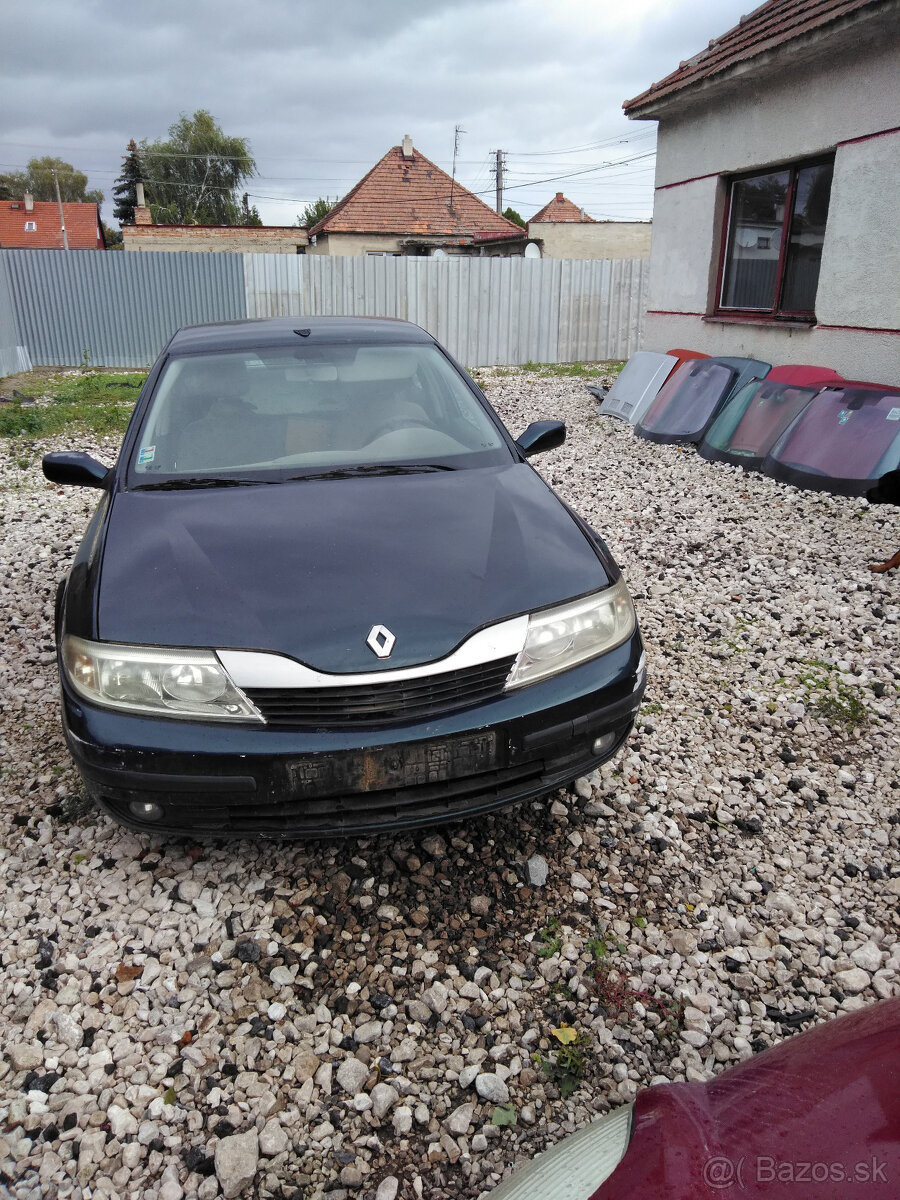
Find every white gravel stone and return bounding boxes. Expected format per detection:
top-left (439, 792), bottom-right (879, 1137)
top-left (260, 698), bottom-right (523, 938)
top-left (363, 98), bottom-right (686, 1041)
top-left (215, 1130), bottom-right (259, 1199)
top-left (474, 1072), bottom-right (509, 1103)
top-left (850, 943), bottom-right (884, 973)
top-left (107, 1106), bottom-right (138, 1140)
top-left (422, 981), bottom-right (450, 1015)
top-left (336, 1058), bottom-right (370, 1096)
top-left (392, 1106), bottom-right (413, 1135)
top-left (355, 1019), bottom-right (383, 1044)
top-left (376, 1178), bottom-right (400, 1200)
top-left (9, 1043), bottom-right (43, 1072)
top-left (835, 968), bottom-right (871, 994)
top-left (526, 855), bottom-right (549, 886)
top-left (459, 1064), bottom-right (480, 1088)
top-left (370, 1082), bottom-right (400, 1121)
top-left (443, 1102), bottom-right (474, 1134)
top-left (258, 1118), bottom-right (289, 1157)
top-left (669, 930), bottom-right (698, 956)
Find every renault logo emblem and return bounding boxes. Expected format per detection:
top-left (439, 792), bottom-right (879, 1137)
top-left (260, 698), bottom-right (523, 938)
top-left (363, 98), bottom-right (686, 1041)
top-left (366, 624), bottom-right (396, 658)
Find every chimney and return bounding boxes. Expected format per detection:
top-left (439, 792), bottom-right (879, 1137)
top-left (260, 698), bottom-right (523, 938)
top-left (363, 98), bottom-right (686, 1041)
top-left (135, 181), bottom-right (146, 208)
top-left (580, 208), bottom-right (585, 221)
top-left (401, 134), bottom-right (414, 158)
top-left (24, 192), bottom-right (34, 212)
top-left (555, 192), bottom-right (563, 202)
top-left (134, 206), bottom-right (153, 226)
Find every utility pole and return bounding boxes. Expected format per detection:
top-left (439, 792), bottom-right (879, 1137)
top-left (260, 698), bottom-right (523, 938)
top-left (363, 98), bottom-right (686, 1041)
top-left (494, 149), bottom-right (504, 214)
top-left (52, 168), bottom-right (69, 250)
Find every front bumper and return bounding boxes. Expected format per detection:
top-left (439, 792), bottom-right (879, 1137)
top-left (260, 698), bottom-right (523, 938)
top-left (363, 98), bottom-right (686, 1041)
top-left (60, 635), bottom-right (645, 838)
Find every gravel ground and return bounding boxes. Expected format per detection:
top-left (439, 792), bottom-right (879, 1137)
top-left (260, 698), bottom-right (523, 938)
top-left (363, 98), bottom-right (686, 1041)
top-left (1, 368), bottom-right (898, 1200)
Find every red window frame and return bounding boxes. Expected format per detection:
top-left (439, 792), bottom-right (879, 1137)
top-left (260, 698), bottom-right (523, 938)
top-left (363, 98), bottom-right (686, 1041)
top-left (715, 156), bottom-right (834, 323)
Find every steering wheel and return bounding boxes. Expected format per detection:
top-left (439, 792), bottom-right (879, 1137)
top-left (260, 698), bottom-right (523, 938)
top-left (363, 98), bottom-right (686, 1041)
top-left (366, 418), bottom-right (433, 443)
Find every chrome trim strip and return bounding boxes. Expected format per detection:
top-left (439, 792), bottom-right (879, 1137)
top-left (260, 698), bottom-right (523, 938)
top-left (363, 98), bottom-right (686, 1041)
top-left (217, 615), bottom-right (529, 689)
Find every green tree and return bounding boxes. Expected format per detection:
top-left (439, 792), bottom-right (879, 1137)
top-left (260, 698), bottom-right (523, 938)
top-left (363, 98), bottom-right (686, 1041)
top-left (298, 197), bottom-right (335, 228)
top-left (141, 110), bottom-right (256, 225)
top-left (102, 222), bottom-right (124, 248)
top-left (112, 139), bottom-right (144, 225)
top-left (503, 206), bottom-right (526, 228)
top-left (0, 157), bottom-right (103, 204)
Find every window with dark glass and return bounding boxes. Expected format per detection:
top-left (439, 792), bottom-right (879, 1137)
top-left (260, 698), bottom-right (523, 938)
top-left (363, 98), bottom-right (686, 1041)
top-left (718, 158), bottom-right (833, 319)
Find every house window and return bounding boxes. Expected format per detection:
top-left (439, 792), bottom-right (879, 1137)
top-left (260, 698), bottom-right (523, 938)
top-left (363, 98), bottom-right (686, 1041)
top-left (718, 157), bottom-right (833, 320)
top-left (24, 221), bottom-right (37, 232)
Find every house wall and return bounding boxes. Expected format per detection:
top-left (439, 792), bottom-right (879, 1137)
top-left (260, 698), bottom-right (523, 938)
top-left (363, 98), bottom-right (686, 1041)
top-left (640, 31), bottom-right (900, 384)
top-left (530, 222), bottom-right (652, 260)
top-left (307, 233), bottom-right (405, 256)
top-left (123, 226), bottom-right (309, 253)
top-left (308, 232), bottom-right (525, 257)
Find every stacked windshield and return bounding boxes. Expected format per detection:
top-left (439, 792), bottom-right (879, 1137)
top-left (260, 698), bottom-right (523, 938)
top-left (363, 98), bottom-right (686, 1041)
top-left (764, 386), bottom-right (900, 495)
top-left (701, 379), bottom-right (821, 469)
top-left (636, 359), bottom-right (737, 443)
top-left (130, 343), bottom-right (506, 481)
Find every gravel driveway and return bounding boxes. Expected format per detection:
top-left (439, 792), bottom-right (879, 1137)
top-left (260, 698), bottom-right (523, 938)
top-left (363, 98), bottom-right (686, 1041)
top-left (1, 369), bottom-right (898, 1200)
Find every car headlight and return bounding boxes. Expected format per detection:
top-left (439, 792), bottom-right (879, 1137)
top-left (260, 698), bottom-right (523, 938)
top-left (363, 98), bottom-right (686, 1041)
top-left (486, 1103), bottom-right (633, 1199)
top-left (506, 578), bottom-right (635, 689)
top-left (62, 636), bottom-right (263, 722)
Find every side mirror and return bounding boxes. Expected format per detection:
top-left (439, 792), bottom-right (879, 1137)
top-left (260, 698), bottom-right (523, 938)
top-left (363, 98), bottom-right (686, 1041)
top-left (515, 420), bottom-right (566, 458)
top-left (42, 452), bottom-right (111, 489)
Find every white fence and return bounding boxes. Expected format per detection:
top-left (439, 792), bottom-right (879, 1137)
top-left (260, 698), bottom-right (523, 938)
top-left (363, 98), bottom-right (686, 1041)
top-left (1, 249), bottom-right (648, 371)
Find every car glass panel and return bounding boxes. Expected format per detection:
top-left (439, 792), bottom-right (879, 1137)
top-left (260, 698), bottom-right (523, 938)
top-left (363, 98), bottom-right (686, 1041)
top-left (131, 344), bottom-right (507, 480)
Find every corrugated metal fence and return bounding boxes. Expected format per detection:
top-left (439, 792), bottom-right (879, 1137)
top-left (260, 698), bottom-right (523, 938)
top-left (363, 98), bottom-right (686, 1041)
top-left (0, 249), bottom-right (648, 371)
top-left (0, 253), bottom-right (31, 376)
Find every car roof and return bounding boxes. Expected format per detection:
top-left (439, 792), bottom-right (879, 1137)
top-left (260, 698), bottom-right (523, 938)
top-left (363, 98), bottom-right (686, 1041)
top-left (167, 316), bottom-right (436, 355)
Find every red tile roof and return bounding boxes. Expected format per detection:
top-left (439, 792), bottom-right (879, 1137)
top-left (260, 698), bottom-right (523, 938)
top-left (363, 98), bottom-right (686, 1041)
top-left (529, 192), bottom-right (596, 223)
top-left (309, 144), bottom-right (524, 241)
top-left (624, 0), bottom-right (888, 115)
top-left (0, 200), bottom-right (105, 249)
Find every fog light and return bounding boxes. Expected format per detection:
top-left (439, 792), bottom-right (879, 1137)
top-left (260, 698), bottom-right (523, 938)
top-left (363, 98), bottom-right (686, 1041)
top-left (128, 800), bottom-right (164, 822)
top-left (592, 732), bottom-right (617, 756)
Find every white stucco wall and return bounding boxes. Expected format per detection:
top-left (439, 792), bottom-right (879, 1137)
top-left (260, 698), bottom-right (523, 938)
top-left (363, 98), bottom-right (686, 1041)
top-left (532, 222), bottom-right (652, 260)
top-left (638, 23), bottom-right (900, 384)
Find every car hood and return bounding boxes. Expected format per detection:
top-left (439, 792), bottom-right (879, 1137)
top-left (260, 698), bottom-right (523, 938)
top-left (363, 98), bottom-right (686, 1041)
top-left (97, 464), bottom-right (611, 672)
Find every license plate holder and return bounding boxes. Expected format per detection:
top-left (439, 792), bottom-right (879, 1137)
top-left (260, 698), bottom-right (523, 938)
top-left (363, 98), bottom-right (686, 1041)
top-left (287, 731), bottom-right (498, 799)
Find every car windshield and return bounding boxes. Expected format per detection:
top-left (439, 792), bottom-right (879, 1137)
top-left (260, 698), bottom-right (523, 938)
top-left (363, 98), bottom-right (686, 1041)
top-left (129, 342), bottom-right (508, 482)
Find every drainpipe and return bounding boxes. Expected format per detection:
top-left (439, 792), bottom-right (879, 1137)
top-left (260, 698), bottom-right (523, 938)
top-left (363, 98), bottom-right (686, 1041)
top-left (52, 168), bottom-right (69, 249)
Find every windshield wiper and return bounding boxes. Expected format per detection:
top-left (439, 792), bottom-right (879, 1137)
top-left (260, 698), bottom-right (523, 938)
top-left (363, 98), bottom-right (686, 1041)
top-left (288, 463), bottom-right (456, 480)
top-left (132, 477), bottom-right (282, 491)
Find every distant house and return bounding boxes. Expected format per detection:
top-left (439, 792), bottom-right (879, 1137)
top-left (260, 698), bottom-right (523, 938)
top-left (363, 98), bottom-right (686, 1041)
top-left (527, 193), bottom-right (651, 259)
top-left (0, 195), bottom-right (105, 249)
top-left (307, 136), bottom-right (528, 257)
top-left (623, 0), bottom-right (900, 384)
top-left (123, 207), bottom-right (310, 253)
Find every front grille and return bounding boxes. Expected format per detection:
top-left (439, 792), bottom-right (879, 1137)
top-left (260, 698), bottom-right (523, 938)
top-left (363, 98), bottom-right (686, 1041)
top-left (99, 758), bottom-right (547, 836)
top-left (244, 656), bottom-right (516, 728)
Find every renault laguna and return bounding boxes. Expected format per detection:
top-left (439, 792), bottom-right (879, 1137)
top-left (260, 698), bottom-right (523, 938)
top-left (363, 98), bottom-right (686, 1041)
top-left (43, 317), bottom-right (645, 837)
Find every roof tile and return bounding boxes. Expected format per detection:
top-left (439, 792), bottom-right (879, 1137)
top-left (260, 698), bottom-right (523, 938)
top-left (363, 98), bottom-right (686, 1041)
top-left (624, 0), bottom-right (888, 113)
top-left (0, 200), bottom-right (104, 249)
top-left (310, 144), bottom-right (524, 241)
top-left (529, 192), bottom-right (596, 223)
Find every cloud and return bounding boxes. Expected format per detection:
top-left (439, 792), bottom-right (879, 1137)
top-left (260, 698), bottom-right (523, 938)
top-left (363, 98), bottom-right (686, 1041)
top-left (0, 0), bottom-right (749, 224)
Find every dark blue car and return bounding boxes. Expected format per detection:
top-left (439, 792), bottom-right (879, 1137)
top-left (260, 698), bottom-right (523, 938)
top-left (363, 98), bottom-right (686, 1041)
top-left (43, 317), bottom-right (645, 837)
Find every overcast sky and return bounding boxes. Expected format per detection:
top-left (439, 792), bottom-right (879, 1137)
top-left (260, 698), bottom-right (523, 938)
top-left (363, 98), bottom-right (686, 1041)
top-left (1, 0), bottom-right (750, 228)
